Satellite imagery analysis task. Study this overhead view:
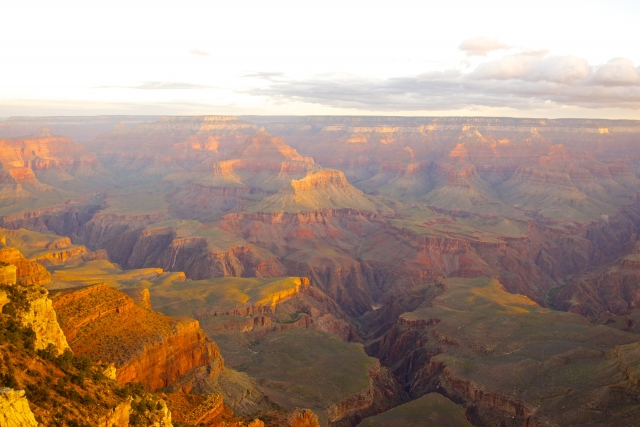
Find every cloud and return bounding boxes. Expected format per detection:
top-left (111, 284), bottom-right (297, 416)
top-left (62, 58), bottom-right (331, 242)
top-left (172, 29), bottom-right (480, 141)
top-left (242, 72), bottom-right (287, 81)
top-left (189, 49), bottom-right (210, 56)
top-left (97, 82), bottom-right (216, 90)
top-left (245, 52), bottom-right (640, 111)
top-left (133, 82), bottom-right (215, 90)
top-left (459, 37), bottom-right (510, 56)
top-left (471, 52), bottom-right (590, 84)
top-left (591, 58), bottom-right (640, 86)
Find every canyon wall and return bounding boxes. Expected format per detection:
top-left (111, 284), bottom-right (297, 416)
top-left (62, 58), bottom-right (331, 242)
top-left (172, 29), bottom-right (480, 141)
top-left (0, 389), bottom-right (38, 427)
top-left (53, 284), bottom-right (224, 391)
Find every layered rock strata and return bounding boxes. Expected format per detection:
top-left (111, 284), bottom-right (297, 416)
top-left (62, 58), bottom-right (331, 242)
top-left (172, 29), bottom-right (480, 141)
top-left (53, 284), bottom-right (223, 391)
top-left (0, 389), bottom-right (38, 427)
top-left (0, 247), bottom-right (69, 354)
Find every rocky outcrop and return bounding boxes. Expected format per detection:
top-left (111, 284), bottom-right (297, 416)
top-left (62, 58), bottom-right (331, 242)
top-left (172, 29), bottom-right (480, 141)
top-left (0, 389), bottom-right (38, 427)
top-left (31, 245), bottom-right (87, 266)
top-left (122, 287), bottom-right (153, 310)
top-left (116, 320), bottom-right (224, 391)
top-left (327, 360), bottom-right (405, 427)
top-left (18, 287), bottom-right (70, 354)
top-left (96, 396), bottom-right (174, 427)
top-left (0, 130), bottom-right (85, 168)
top-left (195, 277), bottom-right (310, 319)
top-left (0, 290), bottom-right (8, 312)
top-left (168, 393), bottom-right (225, 426)
top-left (290, 170), bottom-right (350, 192)
top-left (290, 409), bottom-right (321, 427)
top-left (174, 134), bottom-right (220, 152)
top-left (53, 284), bottom-right (224, 391)
top-left (0, 247), bottom-right (69, 354)
top-left (0, 248), bottom-right (50, 286)
top-left (0, 263), bottom-right (16, 286)
top-left (146, 398), bottom-right (173, 427)
top-left (434, 358), bottom-right (533, 419)
top-left (61, 218), bottom-right (287, 281)
top-left (97, 397), bottom-right (132, 427)
top-left (184, 394), bottom-right (224, 425)
top-left (235, 130), bottom-right (312, 161)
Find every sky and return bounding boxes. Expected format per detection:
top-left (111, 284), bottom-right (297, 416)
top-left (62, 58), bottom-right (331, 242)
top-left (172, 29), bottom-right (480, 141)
top-left (1, 0), bottom-right (640, 118)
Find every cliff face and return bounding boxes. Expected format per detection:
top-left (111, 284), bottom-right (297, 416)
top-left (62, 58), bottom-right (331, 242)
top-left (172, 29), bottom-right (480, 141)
top-left (0, 389), bottom-right (38, 427)
top-left (0, 263), bottom-right (17, 286)
top-left (0, 290), bottom-right (8, 312)
top-left (557, 264), bottom-right (640, 316)
top-left (19, 287), bottom-right (70, 354)
top-left (164, 393), bottom-right (225, 426)
top-left (97, 397), bottom-right (132, 427)
top-left (289, 409), bottom-right (321, 427)
top-left (0, 129), bottom-right (105, 211)
top-left (555, 236), bottom-right (640, 316)
top-left (116, 320), bottom-right (223, 391)
top-left (0, 247), bottom-right (69, 354)
top-left (52, 284), bottom-right (224, 391)
top-left (327, 360), bottom-right (405, 427)
top-left (0, 248), bottom-right (50, 286)
top-left (290, 170), bottom-right (350, 192)
top-left (0, 321), bottom-right (180, 427)
top-left (0, 130), bottom-right (85, 168)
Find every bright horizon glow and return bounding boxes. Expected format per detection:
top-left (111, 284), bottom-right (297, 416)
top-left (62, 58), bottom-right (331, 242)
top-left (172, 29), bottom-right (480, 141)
top-left (1, 0), bottom-right (640, 118)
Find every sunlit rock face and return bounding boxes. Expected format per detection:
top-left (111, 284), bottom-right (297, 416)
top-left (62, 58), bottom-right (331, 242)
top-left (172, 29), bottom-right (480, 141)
top-left (4, 115), bottom-right (640, 426)
top-left (0, 389), bottom-right (39, 427)
top-left (52, 284), bottom-right (224, 391)
top-left (0, 246), bottom-right (70, 354)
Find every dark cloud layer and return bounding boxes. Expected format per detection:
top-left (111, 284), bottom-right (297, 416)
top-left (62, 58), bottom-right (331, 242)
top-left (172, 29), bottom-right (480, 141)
top-left (246, 52), bottom-right (640, 111)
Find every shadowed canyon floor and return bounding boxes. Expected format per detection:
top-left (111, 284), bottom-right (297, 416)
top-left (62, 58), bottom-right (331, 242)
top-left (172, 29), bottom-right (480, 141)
top-left (3, 115), bottom-right (640, 426)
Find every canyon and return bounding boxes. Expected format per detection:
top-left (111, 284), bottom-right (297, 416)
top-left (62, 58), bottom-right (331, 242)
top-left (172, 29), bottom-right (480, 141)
top-left (3, 115), bottom-right (640, 426)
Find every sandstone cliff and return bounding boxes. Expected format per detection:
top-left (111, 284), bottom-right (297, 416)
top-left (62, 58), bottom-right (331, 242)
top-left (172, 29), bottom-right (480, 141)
top-left (163, 392), bottom-right (225, 426)
top-left (0, 247), bottom-right (69, 354)
top-left (0, 248), bottom-right (50, 286)
top-left (53, 284), bottom-right (223, 391)
top-left (0, 389), bottom-right (38, 427)
top-left (97, 397), bottom-right (132, 427)
top-left (16, 286), bottom-right (70, 354)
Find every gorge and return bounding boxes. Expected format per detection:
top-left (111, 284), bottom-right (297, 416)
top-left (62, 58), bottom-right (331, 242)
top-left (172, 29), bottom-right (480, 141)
top-left (2, 115), bottom-right (640, 426)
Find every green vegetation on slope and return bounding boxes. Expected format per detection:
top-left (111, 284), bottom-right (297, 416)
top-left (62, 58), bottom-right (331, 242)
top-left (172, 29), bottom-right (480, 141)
top-left (0, 227), bottom-right (83, 261)
top-left (147, 275), bottom-right (304, 318)
top-left (357, 393), bottom-right (472, 427)
top-left (239, 328), bottom-right (376, 425)
top-left (401, 277), bottom-right (640, 426)
top-left (48, 259), bottom-right (163, 290)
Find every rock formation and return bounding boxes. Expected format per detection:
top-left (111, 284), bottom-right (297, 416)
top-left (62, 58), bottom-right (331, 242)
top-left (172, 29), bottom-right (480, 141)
top-left (52, 284), bottom-right (223, 391)
top-left (0, 389), bottom-right (38, 427)
top-left (5, 115), bottom-right (640, 426)
top-left (0, 246), bottom-right (69, 354)
top-left (370, 277), bottom-right (640, 426)
top-left (0, 248), bottom-right (50, 286)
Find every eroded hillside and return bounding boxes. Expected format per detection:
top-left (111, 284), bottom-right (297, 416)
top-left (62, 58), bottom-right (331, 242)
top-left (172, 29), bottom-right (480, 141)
top-left (3, 115), bottom-right (640, 426)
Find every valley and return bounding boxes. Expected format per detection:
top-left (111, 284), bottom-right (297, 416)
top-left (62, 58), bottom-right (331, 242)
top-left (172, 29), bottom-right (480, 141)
top-left (2, 115), bottom-right (640, 426)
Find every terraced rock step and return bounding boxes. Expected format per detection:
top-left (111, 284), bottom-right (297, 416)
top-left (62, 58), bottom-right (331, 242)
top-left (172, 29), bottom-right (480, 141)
top-left (52, 284), bottom-right (224, 391)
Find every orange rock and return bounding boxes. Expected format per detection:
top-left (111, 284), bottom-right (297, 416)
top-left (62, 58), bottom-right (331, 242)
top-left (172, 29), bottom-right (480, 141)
top-left (0, 247), bottom-right (50, 285)
top-left (289, 409), bottom-right (320, 427)
top-left (53, 284), bottom-right (224, 391)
